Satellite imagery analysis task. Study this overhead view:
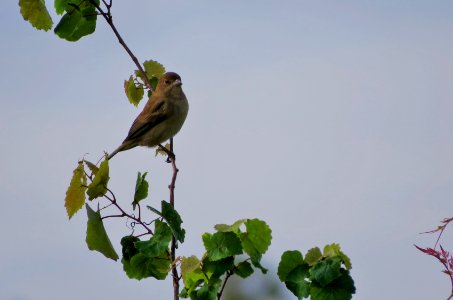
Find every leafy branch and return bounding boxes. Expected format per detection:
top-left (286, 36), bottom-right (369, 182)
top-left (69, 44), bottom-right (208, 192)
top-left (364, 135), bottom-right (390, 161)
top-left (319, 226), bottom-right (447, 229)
top-left (86, 0), bottom-right (153, 90)
top-left (416, 217), bottom-right (453, 300)
top-left (20, 1), bottom-right (356, 299)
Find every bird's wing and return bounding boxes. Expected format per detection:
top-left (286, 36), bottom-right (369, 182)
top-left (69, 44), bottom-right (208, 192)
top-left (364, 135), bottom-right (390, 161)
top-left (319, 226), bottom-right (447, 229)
top-left (122, 98), bottom-right (167, 142)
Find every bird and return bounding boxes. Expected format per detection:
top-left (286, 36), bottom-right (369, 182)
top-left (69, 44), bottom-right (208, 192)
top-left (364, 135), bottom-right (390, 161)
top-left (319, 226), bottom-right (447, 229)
top-left (107, 72), bottom-right (189, 160)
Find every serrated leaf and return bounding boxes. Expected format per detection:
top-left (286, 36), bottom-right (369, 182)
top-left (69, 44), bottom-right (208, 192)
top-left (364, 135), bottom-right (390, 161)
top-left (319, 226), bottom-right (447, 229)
top-left (121, 235), bottom-right (140, 261)
top-left (285, 265), bottom-right (311, 299)
top-left (305, 247), bottom-right (323, 266)
top-left (278, 250), bottom-right (304, 281)
top-left (309, 257), bottom-right (342, 287)
top-left (235, 261), bottom-right (254, 278)
top-left (134, 220), bottom-right (172, 257)
top-left (132, 172), bottom-right (148, 209)
top-left (181, 257), bottom-right (205, 294)
top-left (19, 0), bottom-right (53, 31)
top-left (54, 0), bottom-right (98, 41)
top-left (85, 204), bottom-right (118, 260)
top-left (240, 219), bottom-right (272, 264)
top-left (202, 232), bottom-right (243, 261)
top-left (323, 243), bottom-right (352, 270)
top-left (181, 256), bottom-right (201, 285)
top-left (214, 219), bottom-right (246, 233)
top-left (310, 269), bottom-right (355, 300)
top-left (64, 161), bottom-right (87, 219)
top-left (122, 253), bottom-right (170, 280)
top-left (161, 201), bottom-right (185, 243)
top-left (143, 60), bottom-right (166, 80)
top-left (83, 160), bottom-right (99, 175)
top-left (124, 75), bottom-right (144, 106)
top-left (86, 158), bottom-right (109, 200)
top-left (323, 243), bottom-right (341, 257)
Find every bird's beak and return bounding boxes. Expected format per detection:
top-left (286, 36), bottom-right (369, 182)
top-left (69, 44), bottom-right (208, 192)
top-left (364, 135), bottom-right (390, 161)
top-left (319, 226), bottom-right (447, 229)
top-left (174, 79), bottom-right (182, 86)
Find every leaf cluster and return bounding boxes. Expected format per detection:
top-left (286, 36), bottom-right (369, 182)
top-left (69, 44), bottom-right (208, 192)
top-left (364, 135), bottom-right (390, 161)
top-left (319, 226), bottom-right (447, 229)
top-left (277, 244), bottom-right (355, 300)
top-left (179, 219), bottom-right (272, 299)
top-left (19, 0), bottom-right (164, 107)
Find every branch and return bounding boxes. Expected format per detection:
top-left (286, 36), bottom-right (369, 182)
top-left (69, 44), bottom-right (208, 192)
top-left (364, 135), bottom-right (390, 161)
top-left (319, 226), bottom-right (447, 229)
top-left (103, 188), bottom-right (154, 235)
top-left (88, 0), bottom-right (153, 91)
top-left (168, 137), bottom-right (180, 300)
top-left (217, 271), bottom-right (233, 300)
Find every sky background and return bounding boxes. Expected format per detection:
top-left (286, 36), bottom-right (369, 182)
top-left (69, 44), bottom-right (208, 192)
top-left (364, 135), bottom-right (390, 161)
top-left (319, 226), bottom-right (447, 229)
top-left (1, 1), bottom-right (453, 299)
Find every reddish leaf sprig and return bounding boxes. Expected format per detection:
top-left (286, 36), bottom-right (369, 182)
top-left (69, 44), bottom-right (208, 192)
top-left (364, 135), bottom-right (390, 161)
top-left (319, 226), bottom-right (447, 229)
top-left (416, 217), bottom-right (453, 300)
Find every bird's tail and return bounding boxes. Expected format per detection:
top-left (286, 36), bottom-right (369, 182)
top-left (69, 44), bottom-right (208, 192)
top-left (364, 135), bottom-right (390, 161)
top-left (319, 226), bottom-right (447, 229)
top-left (107, 142), bottom-right (136, 160)
top-left (107, 148), bottom-right (120, 160)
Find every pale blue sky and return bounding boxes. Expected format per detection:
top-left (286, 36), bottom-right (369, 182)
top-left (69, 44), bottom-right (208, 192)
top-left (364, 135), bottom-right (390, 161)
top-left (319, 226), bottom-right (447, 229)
top-left (2, 1), bottom-right (453, 299)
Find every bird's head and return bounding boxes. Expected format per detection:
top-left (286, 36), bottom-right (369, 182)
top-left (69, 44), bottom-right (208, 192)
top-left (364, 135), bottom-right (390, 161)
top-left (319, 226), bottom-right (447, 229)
top-left (156, 72), bottom-right (184, 96)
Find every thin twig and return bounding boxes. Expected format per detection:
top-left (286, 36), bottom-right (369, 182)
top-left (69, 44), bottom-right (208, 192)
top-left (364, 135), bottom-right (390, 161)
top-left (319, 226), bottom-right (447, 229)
top-left (104, 188), bottom-right (154, 235)
top-left (217, 271), bottom-right (232, 300)
top-left (88, 0), bottom-right (152, 90)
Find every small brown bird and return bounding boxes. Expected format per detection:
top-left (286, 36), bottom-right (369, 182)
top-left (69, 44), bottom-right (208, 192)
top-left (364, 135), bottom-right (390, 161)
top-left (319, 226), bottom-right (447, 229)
top-left (108, 72), bottom-right (189, 160)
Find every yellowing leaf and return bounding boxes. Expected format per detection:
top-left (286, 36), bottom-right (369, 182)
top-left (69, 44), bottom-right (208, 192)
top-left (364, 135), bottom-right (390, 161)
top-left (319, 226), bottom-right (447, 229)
top-left (86, 158), bottom-right (109, 200)
top-left (64, 161), bottom-right (87, 219)
top-left (143, 60), bottom-right (165, 80)
top-left (124, 75), bottom-right (144, 106)
top-left (19, 0), bottom-right (53, 31)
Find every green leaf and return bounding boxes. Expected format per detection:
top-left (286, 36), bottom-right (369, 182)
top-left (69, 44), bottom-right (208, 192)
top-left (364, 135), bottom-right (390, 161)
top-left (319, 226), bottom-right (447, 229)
top-left (83, 160), bottom-right (99, 175)
top-left (323, 243), bottom-right (352, 270)
top-left (202, 256), bottom-right (234, 279)
top-left (240, 219), bottom-right (272, 266)
top-left (85, 204), bottom-right (118, 260)
top-left (310, 269), bottom-right (355, 300)
top-left (189, 278), bottom-right (222, 300)
top-left (134, 220), bottom-right (172, 257)
top-left (285, 265), bottom-right (311, 299)
top-left (120, 235), bottom-right (139, 261)
top-left (278, 250), bottom-right (304, 281)
top-left (235, 261), bottom-right (254, 278)
top-left (305, 247), bottom-right (323, 266)
top-left (86, 158), bottom-right (109, 200)
top-left (64, 161), bottom-right (87, 219)
top-left (323, 243), bottom-right (341, 257)
top-left (181, 256), bottom-right (201, 285)
top-left (202, 232), bottom-right (243, 261)
top-left (124, 75), bottom-right (144, 106)
top-left (309, 257), bottom-right (342, 287)
top-left (54, 0), bottom-right (67, 15)
top-left (181, 266), bottom-right (207, 295)
top-left (161, 201), bottom-right (186, 243)
top-left (143, 60), bottom-right (166, 80)
top-left (54, 0), bottom-right (98, 42)
top-left (122, 253), bottom-right (170, 280)
top-left (132, 172), bottom-right (149, 209)
top-left (19, 0), bottom-right (53, 31)
top-left (214, 219), bottom-right (246, 233)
